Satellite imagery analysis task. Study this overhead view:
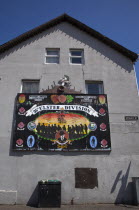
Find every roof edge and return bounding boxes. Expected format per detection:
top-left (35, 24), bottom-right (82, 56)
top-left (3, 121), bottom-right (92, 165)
top-left (0, 13), bottom-right (138, 62)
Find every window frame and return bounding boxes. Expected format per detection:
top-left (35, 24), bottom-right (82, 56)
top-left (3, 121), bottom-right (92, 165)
top-left (69, 49), bottom-right (84, 65)
top-left (85, 81), bottom-right (104, 94)
top-left (45, 48), bottom-right (60, 64)
top-left (21, 80), bottom-right (40, 93)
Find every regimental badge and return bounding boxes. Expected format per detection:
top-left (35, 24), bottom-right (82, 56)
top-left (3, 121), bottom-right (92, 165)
top-left (16, 139), bottom-right (23, 147)
top-left (18, 107), bottom-right (26, 115)
top-left (101, 139), bottom-right (108, 148)
top-left (18, 94), bottom-right (26, 103)
top-left (27, 135), bottom-right (35, 148)
top-left (17, 122), bottom-right (25, 130)
top-left (51, 130), bottom-right (72, 149)
top-left (90, 136), bottom-right (97, 148)
top-left (100, 123), bottom-right (107, 131)
top-left (99, 95), bottom-right (106, 104)
top-left (27, 121), bottom-right (37, 131)
top-left (88, 122), bottom-right (97, 131)
top-left (99, 108), bottom-right (106, 116)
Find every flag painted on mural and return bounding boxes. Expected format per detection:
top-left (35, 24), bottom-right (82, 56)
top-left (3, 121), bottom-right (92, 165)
top-left (13, 94), bottom-right (111, 151)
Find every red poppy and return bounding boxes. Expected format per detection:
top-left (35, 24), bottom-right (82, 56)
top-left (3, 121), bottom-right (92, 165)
top-left (101, 139), bottom-right (108, 147)
top-left (16, 139), bottom-right (23, 146)
top-left (100, 123), bottom-right (106, 130)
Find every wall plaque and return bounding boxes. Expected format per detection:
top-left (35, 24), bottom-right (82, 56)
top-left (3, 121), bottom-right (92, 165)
top-left (125, 116), bottom-right (138, 121)
top-left (75, 168), bottom-right (98, 189)
top-left (13, 94), bottom-right (111, 151)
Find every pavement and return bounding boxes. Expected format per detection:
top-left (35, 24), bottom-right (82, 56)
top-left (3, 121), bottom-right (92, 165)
top-left (0, 204), bottom-right (138, 210)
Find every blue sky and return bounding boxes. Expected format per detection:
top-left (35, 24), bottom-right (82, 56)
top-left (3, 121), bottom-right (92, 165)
top-left (0, 0), bottom-right (139, 89)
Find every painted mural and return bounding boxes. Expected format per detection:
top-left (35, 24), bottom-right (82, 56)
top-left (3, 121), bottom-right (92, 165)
top-left (13, 94), bottom-right (111, 151)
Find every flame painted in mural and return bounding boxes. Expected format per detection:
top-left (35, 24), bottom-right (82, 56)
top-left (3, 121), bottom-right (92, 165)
top-left (33, 112), bottom-right (90, 141)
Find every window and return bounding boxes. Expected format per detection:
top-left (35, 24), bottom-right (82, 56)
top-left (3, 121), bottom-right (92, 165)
top-left (22, 80), bottom-right (40, 93)
top-left (86, 81), bottom-right (104, 94)
top-left (69, 49), bottom-right (84, 64)
top-left (45, 48), bottom-right (59, 64)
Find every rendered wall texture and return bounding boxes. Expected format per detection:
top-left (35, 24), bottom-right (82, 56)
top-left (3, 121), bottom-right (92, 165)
top-left (0, 22), bottom-right (139, 205)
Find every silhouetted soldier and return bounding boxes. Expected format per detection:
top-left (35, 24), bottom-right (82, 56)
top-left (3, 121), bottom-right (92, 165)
top-left (47, 124), bottom-right (51, 137)
top-left (45, 125), bottom-right (48, 135)
top-left (41, 123), bottom-right (46, 135)
top-left (80, 124), bottom-right (84, 134)
top-left (75, 124), bottom-right (79, 136)
top-left (63, 125), bottom-right (66, 131)
top-left (71, 125), bottom-right (75, 138)
top-left (37, 123), bottom-right (41, 134)
top-left (58, 125), bottom-right (61, 131)
top-left (67, 125), bottom-right (71, 139)
top-left (68, 125), bottom-right (71, 133)
top-left (84, 124), bottom-right (88, 134)
top-left (54, 124), bottom-right (57, 132)
top-left (51, 124), bottom-right (55, 133)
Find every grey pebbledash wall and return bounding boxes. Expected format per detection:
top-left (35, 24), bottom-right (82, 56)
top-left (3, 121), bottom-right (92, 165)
top-left (0, 21), bottom-right (139, 205)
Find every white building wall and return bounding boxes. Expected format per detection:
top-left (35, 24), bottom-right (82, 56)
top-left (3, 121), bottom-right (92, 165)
top-left (0, 22), bottom-right (139, 205)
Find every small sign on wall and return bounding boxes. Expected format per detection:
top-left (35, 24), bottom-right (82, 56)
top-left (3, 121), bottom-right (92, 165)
top-left (125, 116), bottom-right (138, 121)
